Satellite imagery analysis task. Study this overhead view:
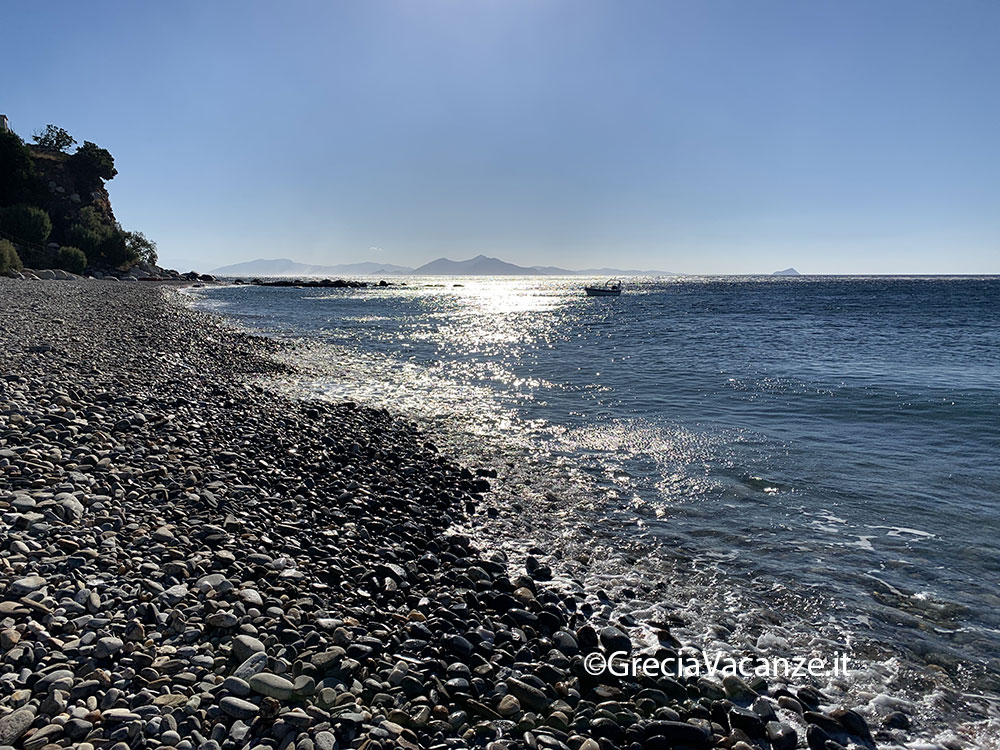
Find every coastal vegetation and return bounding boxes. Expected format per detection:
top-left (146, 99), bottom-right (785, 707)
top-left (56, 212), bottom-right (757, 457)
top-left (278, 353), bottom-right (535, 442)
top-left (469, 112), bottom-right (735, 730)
top-left (0, 204), bottom-right (51, 244)
top-left (0, 238), bottom-right (22, 273)
top-left (0, 122), bottom-right (153, 273)
top-left (56, 244), bottom-right (87, 274)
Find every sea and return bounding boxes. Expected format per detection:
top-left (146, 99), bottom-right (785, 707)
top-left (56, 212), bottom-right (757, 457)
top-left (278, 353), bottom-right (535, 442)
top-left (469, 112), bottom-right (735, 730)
top-left (189, 276), bottom-right (1000, 744)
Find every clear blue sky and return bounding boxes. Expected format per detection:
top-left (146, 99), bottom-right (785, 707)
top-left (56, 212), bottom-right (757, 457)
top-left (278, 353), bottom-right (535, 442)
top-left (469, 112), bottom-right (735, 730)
top-left (3, 1), bottom-right (998, 273)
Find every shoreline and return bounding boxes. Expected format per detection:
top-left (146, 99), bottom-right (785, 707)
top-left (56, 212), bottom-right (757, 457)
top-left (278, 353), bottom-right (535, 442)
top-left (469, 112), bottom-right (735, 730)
top-left (0, 279), bottom-right (929, 749)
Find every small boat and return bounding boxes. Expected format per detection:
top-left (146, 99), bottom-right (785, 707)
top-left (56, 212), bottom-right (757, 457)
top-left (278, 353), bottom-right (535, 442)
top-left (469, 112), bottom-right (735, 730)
top-left (584, 278), bottom-right (622, 297)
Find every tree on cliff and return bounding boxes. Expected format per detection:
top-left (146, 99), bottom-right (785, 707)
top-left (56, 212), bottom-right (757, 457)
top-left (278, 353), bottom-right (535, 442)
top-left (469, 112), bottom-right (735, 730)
top-left (124, 230), bottom-right (157, 265)
top-left (69, 141), bottom-right (117, 182)
top-left (32, 124), bottom-right (77, 153)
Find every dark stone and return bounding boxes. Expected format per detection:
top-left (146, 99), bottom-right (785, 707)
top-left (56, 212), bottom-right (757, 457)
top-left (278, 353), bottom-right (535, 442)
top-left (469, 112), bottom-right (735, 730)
top-left (641, 720), bottom-right (713, 749)
top-left (729, 706), bottom-right (765, 738)
top-left (766, 721), bottom-right (798, 750)
top-left (506, 678), bottom-right (550, 712)
top-left (806, 724), bottom-right (831, 750)
top-left (884, 711), bottom-right (910, 730)
top-left (598, 626), bottom-right (631, 654)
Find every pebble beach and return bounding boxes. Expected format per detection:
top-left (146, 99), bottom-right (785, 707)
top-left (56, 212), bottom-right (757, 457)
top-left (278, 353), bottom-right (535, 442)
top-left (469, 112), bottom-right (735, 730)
top-left (1, 279), bottom-right (902, 750)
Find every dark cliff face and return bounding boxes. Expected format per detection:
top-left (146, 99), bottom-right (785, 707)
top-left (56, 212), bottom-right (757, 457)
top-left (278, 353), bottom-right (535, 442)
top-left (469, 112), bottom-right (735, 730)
top-left (28, 146), bottom-right (116, 243)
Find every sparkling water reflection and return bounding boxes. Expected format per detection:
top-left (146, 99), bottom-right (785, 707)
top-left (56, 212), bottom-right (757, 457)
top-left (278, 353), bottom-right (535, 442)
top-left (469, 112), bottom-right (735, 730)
top-left (190, 276), bottom-right (1000, 737)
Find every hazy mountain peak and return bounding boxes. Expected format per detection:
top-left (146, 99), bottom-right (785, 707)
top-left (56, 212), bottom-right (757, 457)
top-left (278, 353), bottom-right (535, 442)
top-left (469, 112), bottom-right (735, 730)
top-left (413, 255), bottom-right (543, 275)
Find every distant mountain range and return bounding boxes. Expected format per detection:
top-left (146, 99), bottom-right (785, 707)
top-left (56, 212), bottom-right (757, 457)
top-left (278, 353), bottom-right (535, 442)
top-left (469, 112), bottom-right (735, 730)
top-left (210, 255), bottom-right (681, 277)
top-left (210, 258), bottom-right (414, 276)
top-left (772, 267), bottom-right (802, 276)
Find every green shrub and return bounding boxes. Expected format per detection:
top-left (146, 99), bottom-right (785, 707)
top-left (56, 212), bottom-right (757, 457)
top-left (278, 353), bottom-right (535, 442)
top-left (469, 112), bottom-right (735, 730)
top-left (66, 206), bottom-right (115, 260)
top-left (99, 229), bottom-right (138, 268)
top-left (69, 140), bottom-right (117, 182)
top-left (65, 224), bottom-right (105, 256)
top-left (0, 239), bottom-right (23, 274)
top-left (0, 204), bottom-right (52, 243)
top-left (75, 205), bottom-right (108, 230)
top-left (61, 206), bottom-right (146, 269)
top-left (56, 245), bottom-right (87, 274)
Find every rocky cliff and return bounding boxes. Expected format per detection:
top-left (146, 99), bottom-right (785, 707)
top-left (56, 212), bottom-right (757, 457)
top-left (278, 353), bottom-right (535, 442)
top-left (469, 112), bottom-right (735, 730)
top-left (28, 146), bottom-right (116, 243)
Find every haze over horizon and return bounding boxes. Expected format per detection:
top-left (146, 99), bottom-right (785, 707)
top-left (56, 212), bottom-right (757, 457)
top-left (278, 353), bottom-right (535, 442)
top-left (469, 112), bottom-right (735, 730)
top-left (4, 0), bottom-right (998, 274)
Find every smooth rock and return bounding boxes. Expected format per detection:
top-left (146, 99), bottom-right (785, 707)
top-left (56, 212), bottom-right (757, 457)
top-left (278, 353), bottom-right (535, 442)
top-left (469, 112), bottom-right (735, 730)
top-left (223, 676), bottom-right (252, 697)
top-left (248, 672), bottom-right (294, 700)
top-left (232, 634), bottom-right (265, 662)
top-left (95, 636), bottom-right (124, 658)
top-left (599, 625), bottom-right (631, 654)
top-left (0, 708), bottom-right (35, 743)
top-left (10, 576), bottom-right (46, 596)
top-left (232, 651), bottom-right (269, 680)
top-left (220, 697), bottom-right (260, 719)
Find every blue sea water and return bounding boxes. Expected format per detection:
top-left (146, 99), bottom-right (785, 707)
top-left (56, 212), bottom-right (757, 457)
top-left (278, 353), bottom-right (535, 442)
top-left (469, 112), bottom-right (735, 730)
top-left (191, 276), bottom-right (1000, 737)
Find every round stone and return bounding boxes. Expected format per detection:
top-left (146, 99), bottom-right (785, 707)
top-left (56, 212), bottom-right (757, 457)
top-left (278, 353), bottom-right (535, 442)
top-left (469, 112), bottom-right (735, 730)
top-left (207, 611), bottom-right (239, 628)
top-left (223, 676), bottom-right (251, 697)
top-left (220, 697), bottom-right (259, 719)
top-left (232, 651), bottom-right (269, 680)
top-left (232, 634), bottom-right (265, 662)
top-left (95, 636), bottom-right (125, 658)
top-left (248, 673), bottom-right (294, 700)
